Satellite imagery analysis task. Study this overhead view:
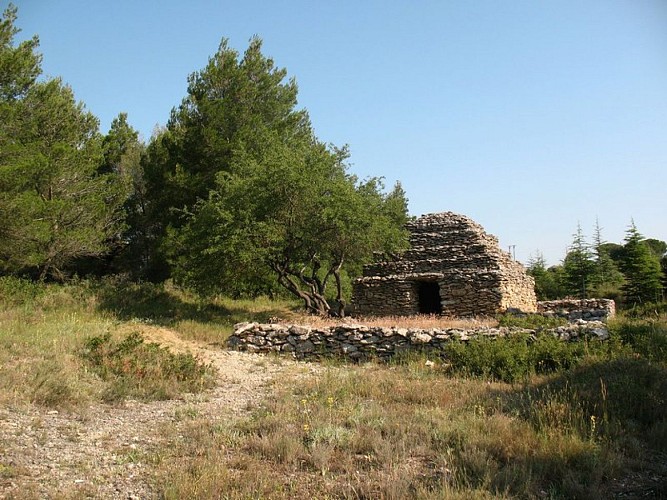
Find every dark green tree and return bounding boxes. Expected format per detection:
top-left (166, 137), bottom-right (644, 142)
top-left (0, 4), bottom-right (40, 101)
top-left (101, 112), bottom-right (142, 176)
top-left (147, 37), bottom-right (309, 227)
top-left (68, 112), bottom-right (146, 276)
top-left (155, 37), bottom-right (409, 313)
top-left (561, 223), bottom-right (595, 298)
top-left (526, 252), bottom-right (565, 300)
top-left (141, 37), bottom-right (313, 280)
top-left (0, 7), bottom-right (126, 279)
top-left (172, 127), bottom-right (408, 315)
top-left (644, 238), bottom-right (667, 261)
top-left (621, 221), bottom-right (663, 306)
top-left (590, 218), bottom-right (624, 298)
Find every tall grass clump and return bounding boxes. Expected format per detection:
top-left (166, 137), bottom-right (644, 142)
top-left (0, 279), bottom-right (111, 408)
top-left (497, 313), bottom-right (567, 329)
top-left (0, 276), bottom-right (46, 307)
top-left (0, 279), bottom-right (218, 408)
top-left (608, 315), bottom-right (667, 362)
top-left (81, 331), bottom-right (215, 402)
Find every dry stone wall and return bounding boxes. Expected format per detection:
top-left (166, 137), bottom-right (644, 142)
top-left (352, 212), bottom-right (537, 317)
top-left (537, 299), bottom-right (615, 321)
top-left (228, 321), bottom-right (610, 361)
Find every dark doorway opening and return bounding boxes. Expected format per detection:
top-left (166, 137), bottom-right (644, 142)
top-left (417, 281), bottom-right (442, 314)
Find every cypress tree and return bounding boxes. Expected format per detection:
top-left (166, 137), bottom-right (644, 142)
top-left (621, 221), bottom-right (663, 306)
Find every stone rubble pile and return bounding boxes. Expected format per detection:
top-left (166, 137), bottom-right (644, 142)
top-left (537, 299), bottom-right (615, 321)
top-left (228, 321), bottom-right (610, 361)
top-left (352, 212), bottom-right (537, 317)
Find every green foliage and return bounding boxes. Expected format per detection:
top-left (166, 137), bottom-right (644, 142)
top-left (526, 252), bottom-right (565, 300)
top-left (445, 335), bottom-right (532, 383)
top-left (0, 4), bottom-right (41, 101)
top-left (443, 333), bottom-right (617, 383)
top-left (0, 275), bottom-right (45, 306)
top-left (621, 222), bottom-right (664, 306)
top-left (532, 357), bottom-right (667, 441)
top-left (609, 317), bottom-right (667, 363)
top-left (81, 331), bottom-right (215, 402)
top-left (562, 223), bottom-right (595, 298)
top-left (644, 238), bottom-right (667, 260)
top-left (589, 218), bottom-right (624, 298)
top-left (497, 313), bottom-right (567, 329)
top-left (150, 37), bottom-right (409, 314)
top-left (0, 7), bottom-right (126, 280)
top-left (532, 219), bottom-right (667, 307)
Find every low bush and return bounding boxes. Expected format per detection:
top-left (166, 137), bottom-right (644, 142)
top-left (81, 332), bottom-right (215, 402)
top-left (497, 313), bottom-right (567, 329)
top-left (609, 317), bottom-right (667, 363)
top-left (0, 276), bottom-right (45, 306)
top-left (443, 333), bottom-right (621, 383)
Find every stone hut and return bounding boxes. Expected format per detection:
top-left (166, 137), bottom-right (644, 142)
top-left (351, 212), bottom-right (537, 316)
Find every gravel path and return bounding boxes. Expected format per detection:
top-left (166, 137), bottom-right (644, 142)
top-left (0, 326), bottom-right (317, 499)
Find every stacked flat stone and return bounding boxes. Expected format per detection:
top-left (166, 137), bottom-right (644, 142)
top-left (537, 299), bottom-right (615, 321)
top-left (352, 212), bottom-right (537, 317)
top-left (228, 321), bottom-right (610, 361)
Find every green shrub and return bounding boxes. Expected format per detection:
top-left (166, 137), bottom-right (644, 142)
top-left (0, 276), bottom-right (45, 306)
top-left (497, 313), bottom-right (567, 329)
top-left (443, 333), bottom-right (619, 383)
top-left (81, 332), bottom-right (215, 402)
top-left (609, 318), bottom-right (667, 363)
top-left (444, 335), bottom-right (532, 383)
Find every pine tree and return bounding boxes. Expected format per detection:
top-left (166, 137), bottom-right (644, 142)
top-left (0, 6), bottom-right (126, 279)
top-left (527, 251), bottom-right (564, 300)
top-left (562, 223), bottom-right (595, 298)
top-left (621, 221), bottom-right (663, 305)
top-left (590, 218), bottom-right (624, 297)
top-left (150, 37), bottom-right (409, 313)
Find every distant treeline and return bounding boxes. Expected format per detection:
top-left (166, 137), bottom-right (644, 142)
top-left (0, 5), bottom-right (409, 316)
top-left (527, 220), bottom-right (666, 308)
top-left (1, 5), bottom-right (664, 314)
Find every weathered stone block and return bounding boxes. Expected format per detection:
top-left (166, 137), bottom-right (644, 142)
top-left (352, 212), bottom-right (536, 317)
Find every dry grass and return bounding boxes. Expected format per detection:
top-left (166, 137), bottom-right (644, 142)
top-left (154, 353), bottom-right (667, 499)
top-left (0, 305), bottom-right (113, 408)
top-left (287, 313), bottom-right (498, 330)
top-left (2, 279), bottom-right (666, 498)
top-left (0, 279), bottom-right (218, 409)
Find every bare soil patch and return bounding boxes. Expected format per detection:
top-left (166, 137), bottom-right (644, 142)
top-left (0, 325), bottom-right (319, 499)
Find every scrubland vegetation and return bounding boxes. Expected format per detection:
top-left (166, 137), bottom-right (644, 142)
top-left (2, 5), bottom-right (667, 497)
top-left (1, 278), bottom-right (666, 498)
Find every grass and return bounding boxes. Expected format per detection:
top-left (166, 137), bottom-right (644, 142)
top-left (292, 313), bottom-right (498, 330)
top-left (1, 277), bottom-right (666, 497)
top-left (156, 348), bottom-right (667, 499)
top-left (81, 331), bottom-right (215, 402)
top-left (0, 278), bottom-right (227, 408)
top-left (92, 275), bottom-right (300, 342)
top-left (442, 331), bottom-right (630, 383)
top-left (153, 308), bottom-right (667, 498)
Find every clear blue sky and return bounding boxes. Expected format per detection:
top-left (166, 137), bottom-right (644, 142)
top-left (8, 0), bottom-right (667, 265)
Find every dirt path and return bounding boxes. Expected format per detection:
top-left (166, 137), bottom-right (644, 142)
top-left (0, 326), bottom-right (318, 499)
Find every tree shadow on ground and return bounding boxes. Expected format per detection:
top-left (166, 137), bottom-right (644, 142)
top-left (93, 279), bottom-right (294, 327)
top-left (481, 357), bottom-right (667, 498)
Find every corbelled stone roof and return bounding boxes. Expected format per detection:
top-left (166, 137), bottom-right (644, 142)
top-left (352, 212), bottom-right (537, 316)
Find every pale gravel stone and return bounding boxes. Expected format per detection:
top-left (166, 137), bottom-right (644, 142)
top-left (0, 325), bottom-right (321, 499)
